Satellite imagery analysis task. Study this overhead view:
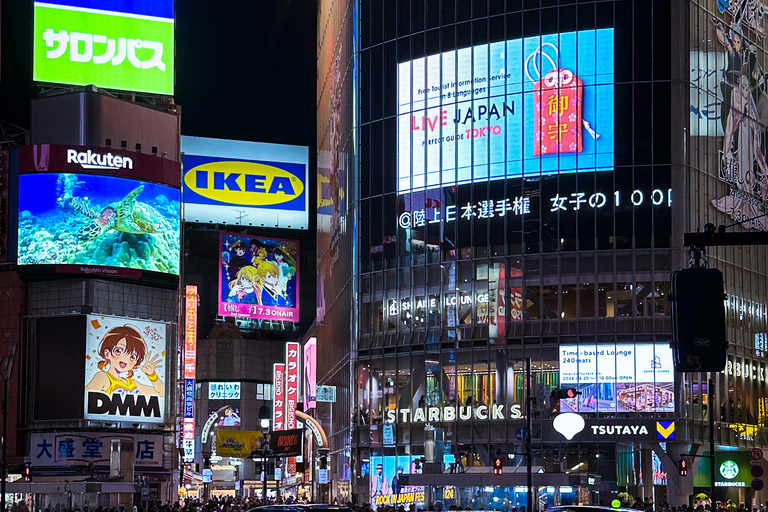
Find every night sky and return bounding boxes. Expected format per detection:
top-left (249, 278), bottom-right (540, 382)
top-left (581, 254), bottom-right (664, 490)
top-left (0, 0), bottom-right (317, 151)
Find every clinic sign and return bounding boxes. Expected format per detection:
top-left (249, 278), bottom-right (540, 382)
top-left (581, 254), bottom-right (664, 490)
top-left (385, 404), bottom-right (523, 424)
top-left (33, 0), bottom-right (174, 95)
top-left (181, 136), bottom-right (309, 229)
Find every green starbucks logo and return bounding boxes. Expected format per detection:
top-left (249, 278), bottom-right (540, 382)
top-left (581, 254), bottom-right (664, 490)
top-left (720, 460), bottom-right (739, 479)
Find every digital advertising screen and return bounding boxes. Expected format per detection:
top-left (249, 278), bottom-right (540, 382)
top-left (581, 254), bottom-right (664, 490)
top-left (208, 408), bottom-right (241, 427)
top-left (398, 28), bottom-right (614, 193)
top-left (181, 136), bottom-right (309, 229)
top-left (33, 0), bottom-right (174, 95)
top-left (219, 233), bottom-right (299, 322)
top-left (84, 315), bottom-right (167, 423)
top-left (558, 343), bottom-right (674, 413)
top-left (17, 173), bottom-right (181, 276)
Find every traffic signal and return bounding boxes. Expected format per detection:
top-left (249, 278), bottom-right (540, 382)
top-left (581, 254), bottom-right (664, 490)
top-left (551, 388), bottom-right (582, 400)
top-left (670, 267), bottom-right (727, 372)
top-left (678, 458), bottom-right (689, 477)
top-left (493, 457), bottom-right (503, 475)
top-left (24, 464), bottom-right (31, 482)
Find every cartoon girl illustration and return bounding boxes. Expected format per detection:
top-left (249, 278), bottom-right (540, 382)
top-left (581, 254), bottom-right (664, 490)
top-left (85, 325), bottom-right (163, 397)
top-left (228, 265), bottom-right (259, 304)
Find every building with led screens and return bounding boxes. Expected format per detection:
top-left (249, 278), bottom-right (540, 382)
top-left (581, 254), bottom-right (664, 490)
top-left (317, 0), bottom-right (768, 507)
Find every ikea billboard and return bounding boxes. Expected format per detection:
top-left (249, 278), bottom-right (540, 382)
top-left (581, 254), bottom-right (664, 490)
top-left (181, 136), bottom-right (309, 229)
top-left (33, 0), bottom-right (174, 95)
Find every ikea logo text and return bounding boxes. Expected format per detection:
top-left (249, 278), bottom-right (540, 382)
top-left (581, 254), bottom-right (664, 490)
top-left (185, 160), bottom-right (303, 206)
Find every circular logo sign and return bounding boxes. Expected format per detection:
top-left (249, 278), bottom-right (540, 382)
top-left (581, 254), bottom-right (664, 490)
top-left (720, 460), bottom-right (740, 479)
top-left (611, 500), bottom-right (622, 509)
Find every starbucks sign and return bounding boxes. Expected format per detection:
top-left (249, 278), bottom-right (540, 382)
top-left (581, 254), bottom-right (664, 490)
top-left (720, 460), bottom-right (740, 480)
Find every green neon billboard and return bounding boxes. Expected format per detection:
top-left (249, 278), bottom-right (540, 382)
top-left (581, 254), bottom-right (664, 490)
top-left (33, 3), bottom-right (174, 95)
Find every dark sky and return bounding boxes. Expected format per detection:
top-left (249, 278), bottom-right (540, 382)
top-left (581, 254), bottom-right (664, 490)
top-left (0, 0), bottom-right (317, 151)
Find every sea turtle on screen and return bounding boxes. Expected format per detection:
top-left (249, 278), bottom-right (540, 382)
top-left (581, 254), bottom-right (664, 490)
top-left (74, 185), bottom-right (169, 241)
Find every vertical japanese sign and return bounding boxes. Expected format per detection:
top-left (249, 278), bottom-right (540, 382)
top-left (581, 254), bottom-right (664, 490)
top-left (183, 285), bottom-right (198, 462)
top-left (285, 342), bottom-right (300, 476)
top-left (285, 342), bottom-right (300, 429)
top-left (273, 363), bottom-right (286, 431)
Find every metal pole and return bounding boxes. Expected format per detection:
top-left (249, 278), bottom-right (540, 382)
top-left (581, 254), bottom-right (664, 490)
top-left (526, 358), bottom-right (533, 512)
top-left (709, 375), bottom-right (716, 504)
top-left (263, 456), bottom-right (267, 504)
top-left (2, 377), bottom-right (8, 512)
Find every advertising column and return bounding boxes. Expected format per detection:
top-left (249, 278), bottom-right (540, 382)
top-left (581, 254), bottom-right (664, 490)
top-left (183, 286), bottom-right (198, 463)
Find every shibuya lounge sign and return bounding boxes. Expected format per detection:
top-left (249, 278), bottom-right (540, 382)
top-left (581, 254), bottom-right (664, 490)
top-left (385, 404), bottom-right (523, 424)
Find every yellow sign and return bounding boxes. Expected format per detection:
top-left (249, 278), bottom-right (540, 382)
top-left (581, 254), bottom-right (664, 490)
top-left (444, 486), bottom-right (455, 499)
top-left (215, 430), bottom-right (264, 458)
top-left (185, 161), bottom-right (304, 206)
top-left (656, 421), bottom-right (675, 439)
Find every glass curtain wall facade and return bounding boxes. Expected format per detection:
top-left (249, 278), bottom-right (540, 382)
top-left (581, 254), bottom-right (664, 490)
top-left (313, 0), bottom-right (768, 508)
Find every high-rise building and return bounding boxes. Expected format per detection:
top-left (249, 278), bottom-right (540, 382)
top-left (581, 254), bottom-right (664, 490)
top-left (318, 0), bottom-right (768, 506)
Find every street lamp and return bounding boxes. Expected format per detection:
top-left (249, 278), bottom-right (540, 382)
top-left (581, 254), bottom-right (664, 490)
top-left (0, 343), bottom-right (18, 512)
top-left (258, 404), bottom-right (271, 505)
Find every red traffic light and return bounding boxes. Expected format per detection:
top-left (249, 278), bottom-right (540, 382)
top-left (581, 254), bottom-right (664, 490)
top-left (493, 458), bottom-right (503, 475)
top-left (678, 459), bottom-right (688, 476)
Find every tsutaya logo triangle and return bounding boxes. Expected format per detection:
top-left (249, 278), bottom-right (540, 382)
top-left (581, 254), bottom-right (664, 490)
top-left (553, 412), bottom-right (586, 440)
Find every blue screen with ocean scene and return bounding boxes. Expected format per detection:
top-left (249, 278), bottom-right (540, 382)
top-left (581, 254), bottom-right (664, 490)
top-left (18, 173), bottom-right (181, 275)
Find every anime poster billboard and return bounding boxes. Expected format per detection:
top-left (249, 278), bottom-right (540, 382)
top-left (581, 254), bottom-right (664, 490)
top-left (17, 173), bottom-right (181, 275)
top-left (219, 233), bottom-right (299, 322)
top-left (703, 5), bottom-right (768, 231)
top-left (84, 315), bottom-right (167, 423)
top-left (398, 28), bottom-right (614, 193)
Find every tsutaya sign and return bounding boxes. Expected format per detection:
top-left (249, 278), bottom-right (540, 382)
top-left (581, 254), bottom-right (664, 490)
top-left (385, 404), bottom-right (523, 423)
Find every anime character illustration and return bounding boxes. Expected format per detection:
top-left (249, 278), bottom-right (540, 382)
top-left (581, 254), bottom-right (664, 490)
top-left (273, 244), bottom-right (297, 302)
top-left (256, 260), bottom-right (289, 307)
top-left (250, 239), bottom-right (268, 265)
top-left (85, 325), bottom-right (164, 397)
top-left (711, 14), bottom-right (768, 231)
top-left (227, 240), bottom-right (251, 279)
top-left (228, 265), bottom-right (259, 304)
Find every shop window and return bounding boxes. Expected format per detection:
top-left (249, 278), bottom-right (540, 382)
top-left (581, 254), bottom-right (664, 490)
top-left (361, 302), bottom-right (372, 334)
top-left (373, 301), bottom-right (384, 332)
top-left (579, 283), bottom-right (596, 318)
top-left (561, 285), bottom-right (577, 319)
top-left (615, 283), bottom-right (634, 316)
top-left (542, 285), bottom-right (559, 319)
top-left (598, 284), bottom-right (615, 317)
top-left (653, 283), bottom-right (669, 316)
top-left (444, 293), bottom-right (457, 328)
top-left (459, 290), bottom-right (473, 324)
top-left (525, 286), bottom-right (541, 320)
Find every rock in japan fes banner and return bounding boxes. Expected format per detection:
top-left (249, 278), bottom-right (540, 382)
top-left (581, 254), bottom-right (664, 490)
top-left (219, 233), bottom-right (300, 322)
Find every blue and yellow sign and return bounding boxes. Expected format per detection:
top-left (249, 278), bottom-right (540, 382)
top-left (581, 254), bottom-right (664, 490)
top-left (656, 421), bottom-right (675, 440)
top-left (181, 136), bottom-right (309, 229)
